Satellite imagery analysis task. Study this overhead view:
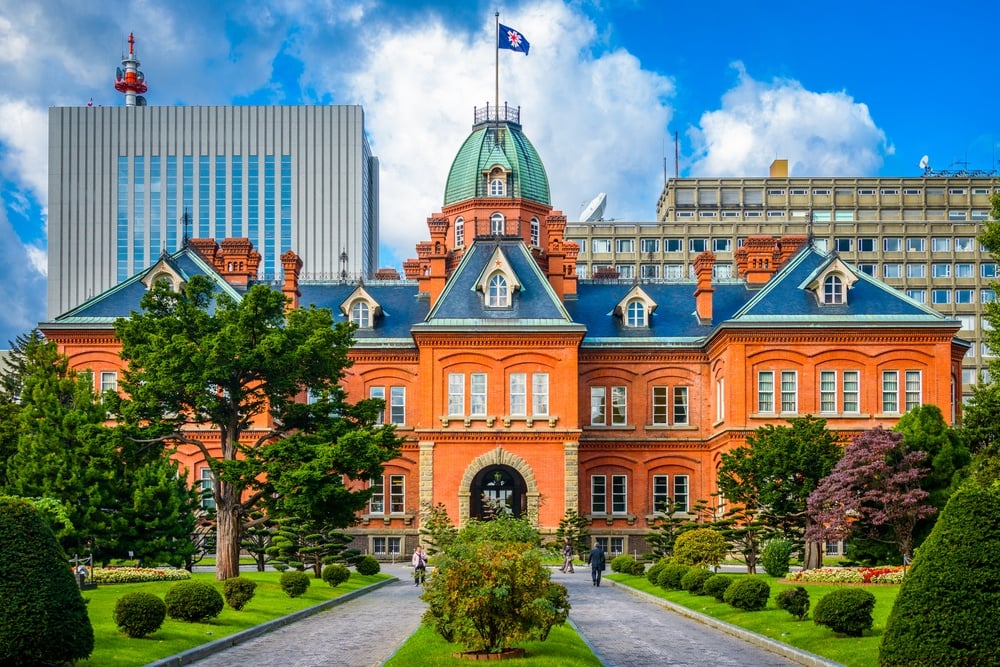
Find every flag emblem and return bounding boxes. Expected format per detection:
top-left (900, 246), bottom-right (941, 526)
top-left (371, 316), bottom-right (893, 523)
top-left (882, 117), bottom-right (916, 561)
top-left (498, 23), bottom-right (530, 55)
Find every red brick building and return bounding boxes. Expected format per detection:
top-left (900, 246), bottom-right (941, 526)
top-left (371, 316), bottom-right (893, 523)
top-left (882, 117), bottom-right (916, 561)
top-left (42, 107), bottom-right (967, 557)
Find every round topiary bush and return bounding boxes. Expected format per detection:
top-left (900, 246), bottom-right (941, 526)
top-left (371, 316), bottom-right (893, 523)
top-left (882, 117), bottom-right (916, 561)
top-left (723, 577), bottom-right (771, 611)
top-left (322, 563), bottom-right (351, 588)
top-left (879, 484), bottom-right (1000, 666)
top-left (672, 528), bottom-right (728, 568)
top-left (280, 570), bottom-right (312, 598)
top-left (761, 538), bottom-right (794, 578)
top-left (775, 586), bottom-right (810, 621)
top-left (645, 558), bottom-right (670, 585)
top-left (0, 496), bottom-right (94, 665)
top-left (813, 588), bottom-right (875, 637)
top-left (610, 554), bottom-right (637, 573)
top-left (703, 573), bottom-right (733, 602)
top-left (164, 580), bottom-right (225, 622)
top-left (113, 591), bottom-right (167, 638)
top-left (222, 577), bottom-right (257, 611)
top-left (680, 567), bottom-right (714, 595)
top-left (355, 555), bottom-right (380, 576)
top-left (629, 559), bottom-right (646, 576)
top-left (656, 563), bottom-right (690, 590)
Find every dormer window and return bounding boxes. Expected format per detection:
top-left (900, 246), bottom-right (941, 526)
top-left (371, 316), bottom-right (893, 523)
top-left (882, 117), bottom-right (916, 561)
top-left (491, 212), bottom-right (505, 235)
top-left (487, 273), bottom-right (509, 307)
top-left (140, 258), bottom-right (186, 292)
top-left (350, 301), bottom-right (371, 327)
top-left (490, 178), bottom-right (505, 196)
top-left (625, 300), bottom-right (647, 327)
top-left (823, 274), bottom-right (845, 304)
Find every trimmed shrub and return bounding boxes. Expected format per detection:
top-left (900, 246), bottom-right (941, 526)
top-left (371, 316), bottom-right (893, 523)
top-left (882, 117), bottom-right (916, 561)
top-left (0, 496), bottom-right (94, 665)
top-left (672, 528), bottom-right (728, 568)
top-left (280, 570), bottom-right (312, 598)
top-left (680, 567), bottom-right (714, 595)
top-left (776, 586), bottom-right (810, 621)
top-left (723, 577), bottom-right (771, 611)
top-left (703, 574), bottom-right (733, 602)
top-left (93, 567), bottom-right (192, 584)
top-left (222, 577), bottom-right (258, 611)
top-left (322, 563), bottom-right (351, 588)
top-left (645, 558), bottom-right (670, 585)
top-left (813, 588), bottom-right (875, 637)
top-left (610, 555), bottom-right (637, 574)
top-left (761, 538), bottom-right (794, 578)
top-left (164, 581), bottom-right (225, 622)
top-left (355, 555), bottom-right (380, 576)
top-left (628, 559), bottom-right (646, 576)
top-left (113, 592), bottom-right (166, 638)
top-left (879, 484), bottom-right (1000, 666)
top-left (656, 563), bottom-right (690, 590)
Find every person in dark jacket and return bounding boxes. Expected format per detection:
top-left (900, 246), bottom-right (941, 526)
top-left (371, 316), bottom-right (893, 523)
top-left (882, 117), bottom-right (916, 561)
top-left (587, 543), bottom-right (606, 586)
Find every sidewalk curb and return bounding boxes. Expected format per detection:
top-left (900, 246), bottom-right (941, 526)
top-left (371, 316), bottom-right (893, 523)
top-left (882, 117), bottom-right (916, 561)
top-left (607, 580), bottom-right (845, 667)
top-left (145, 576), bottom-right (400, 667)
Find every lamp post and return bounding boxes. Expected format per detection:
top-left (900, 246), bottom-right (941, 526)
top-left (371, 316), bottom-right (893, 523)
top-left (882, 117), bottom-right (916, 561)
top-left (340, 250), bottom-right (348, 280)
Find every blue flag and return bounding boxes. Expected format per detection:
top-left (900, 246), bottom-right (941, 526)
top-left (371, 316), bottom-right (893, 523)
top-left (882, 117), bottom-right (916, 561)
top-left (498, 24), bottom-right (529, 55)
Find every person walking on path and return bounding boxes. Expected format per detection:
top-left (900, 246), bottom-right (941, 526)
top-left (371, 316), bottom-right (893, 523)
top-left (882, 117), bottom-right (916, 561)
top-left (411, 545), bottom-right (427, 586)
top-left (559, 537), bottom-right (575, 573)
top-left (587, 542), bottom-right (606, 586)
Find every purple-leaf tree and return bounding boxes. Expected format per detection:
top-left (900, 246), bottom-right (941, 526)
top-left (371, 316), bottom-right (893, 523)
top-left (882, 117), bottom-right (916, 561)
top-left (806, 426), bottom-right (936, 562)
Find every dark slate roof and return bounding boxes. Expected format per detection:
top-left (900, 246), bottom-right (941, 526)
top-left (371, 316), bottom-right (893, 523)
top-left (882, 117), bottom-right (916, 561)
top-left (45, 247), bottom-right (244, 326)
top-left (298, 281), bottom-right (428, 347)
top-left (414, 238), bottom-right (582, 333)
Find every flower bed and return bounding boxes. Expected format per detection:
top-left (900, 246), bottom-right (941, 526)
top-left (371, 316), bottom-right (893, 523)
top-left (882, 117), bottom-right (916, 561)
top-left (92, 566), bottom-right (193, 584)
top-left (788, 566), bottom-right (904, 584)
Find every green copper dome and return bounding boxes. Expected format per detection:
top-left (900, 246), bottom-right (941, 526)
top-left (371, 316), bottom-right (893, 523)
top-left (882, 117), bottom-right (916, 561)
top-left (443, 112), bottom-right (550, 207)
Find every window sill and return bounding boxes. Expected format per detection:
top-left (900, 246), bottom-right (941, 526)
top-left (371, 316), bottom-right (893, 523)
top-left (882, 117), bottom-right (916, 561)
top-left (645, 424), bottom-right (697, 431)
top-left (585, 425), bottom-right (636, 431)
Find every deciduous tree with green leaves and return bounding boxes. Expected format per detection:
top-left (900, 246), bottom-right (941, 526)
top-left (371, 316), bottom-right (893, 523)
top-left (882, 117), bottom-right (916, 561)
top-left (114, 276), bottom-right (401, 579)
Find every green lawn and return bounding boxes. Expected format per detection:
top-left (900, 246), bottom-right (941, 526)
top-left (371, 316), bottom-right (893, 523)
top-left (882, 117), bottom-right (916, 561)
top-left (609, 572), bottom-right (899, 667)
top-left (384, 623), bottom-right (602, 666)
top-left (79, 570), bottom-right (389, 667)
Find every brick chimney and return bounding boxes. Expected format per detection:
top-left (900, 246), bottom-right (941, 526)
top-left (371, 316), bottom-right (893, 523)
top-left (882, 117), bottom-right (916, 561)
top-left (693, 251), bottom-right (715, 323)
top-left (281, 250), bottom-right (302, 310)
top-left (778, 235), bottom-right (809, 266)
top-left (188, 238), bottom-right (219, 265)
top-left (739, 236), bottom-right (780, 286)
top-left (425, 217), bottom-right (450, 306)
top-left (215, 238), bottom-right (261, 288)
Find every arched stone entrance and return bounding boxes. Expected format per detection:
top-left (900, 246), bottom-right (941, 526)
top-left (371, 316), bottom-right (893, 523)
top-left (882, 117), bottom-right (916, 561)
top-left (458, 449), bottom-right (540, 526)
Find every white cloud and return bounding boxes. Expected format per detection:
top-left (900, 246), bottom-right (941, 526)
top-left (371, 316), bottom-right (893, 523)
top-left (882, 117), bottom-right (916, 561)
top-left (687, 63), bottom-right (891, 178)
top-left (333, 1), bottom-right (673, 268)
top-left (0, 99), bottom-right (49, 201)
top-left (0, 202), bottom-right (46, 345)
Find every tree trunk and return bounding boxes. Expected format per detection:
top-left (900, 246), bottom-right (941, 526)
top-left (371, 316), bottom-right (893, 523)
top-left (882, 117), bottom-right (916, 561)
top-left (215, 485), bottom-right (242, 580)
top-left (802, 540), bottom-right (823, 570)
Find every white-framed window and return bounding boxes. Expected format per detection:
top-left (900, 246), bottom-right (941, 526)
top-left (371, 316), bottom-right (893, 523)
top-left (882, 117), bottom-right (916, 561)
top-left (389, 474), bottom-right (405, 513)
top-left (813, 188), bottom-right (830, 196)
top-left (510, 373), bottom-right (527, 417)
top-left (983, 289), bottom-right (996, 304)
top-left (905, 370), bottom-right (922, 411)
top-left (455, 217), bottom-right (464, 247)
top-left (625, 300), bottom-right (646, 327)
top-left (350, 301), bottom-right (371, 328)
top-left (100, 371), bottom-right (118, 394)
top-left (369, 476), bottom-right (384, 514)
top-left (652, 386), bottom-right (669, 426)
top-left (616, 239), bottom-right (634, 253)
top-left (834, 210), bottom-right (854, 222)
top-left (858, 238), bottom-right (876, 252)
top-left (487, 273), bottom-right (509, 307)
top-left (611, 386), bottom-right (627, 425)
top-left (611, 475), bottom-right (627, 514)
top-left (371, 536), bottom-right (402, 556)
top-left (949, 210), bottom-right (967, 221)
top-left (591, 475), bottom-right (606, 514)
top-left (713, 238), bottom-right (732, 252)
top-left (906, 238), bottom-right (926, 252)
top-left (836, 238), bottom-right (853, 252)
top-left (955, 237), bottom-right (975, 252)
top-left (447, 373), bottom-right (464, 416)
top-left (906, 289), bottom-right (926, 303)
top-left (673, 387), bottom-right (689, 425)
top-left (957, 315), bottom-right (975, 331)
top-left (591, 386), bottom-right (626, 425)
top-left (651, 386), bottom-right (689, 425)
top-left (716, 378), bottom-right (725, 422)
top-left (490, 178), bottom-right (505, 196)
top-left (907, 264), bottom-right (926, 278)
top-left (843, 371), bottom-right (860, 413)
top-left (884, 237), bottom-right (902, 252)
top-left (858, 264), bottom-right (876, 276)
top-left (931, 237), bottom-right (951, 252)
top-left (982, 264), bottom-right (998, 279)
top-left (813, 210), bottom-right (832, 222)
top-left (690, 238), bottom-right (708, 253)
top-left (883, 264), bottom-right (903, 279)
top-left (471, 373), bottom-right (487, 416)
top-left (664, 264), bottom-right (683, 279)
top-left (673, 475), bottom-right (689, 513)
top-left (199, 468), bottom-right (216, 510)
top-left (820, 370), bottom-right (837, 413)
top-left (781, 371), bottom-right (798, 413)
top-left (956, 289), bottom-right (974, 304)
top-left (593, 239), bottom-right (611, 253)
top-left (758, 371), bottom-right (775, 413)
top-left (956, 263), bottom-right (974, 278)
top-left (932, 289), bottom-right (951, 305)
top-left (823, 275), bottom-right (845, 304)
top-left (532, 373), bottom-right (549, 416)
top-left (389, 387), bottom-right (405, 425)
top-left (490, 212), bottom-right (505, 234)
top-left (882, 371), bottom-right (899, 413)
top-left (931, 263), bottom-right (952, 278)
top-left (665, 239), bottom-right (683, 252)
top-left (640, 264), bottom-right (659, 278)
top-left (617, 265), bottom-right (635, 280)
top-left (641, 239), bottom-right (659, 253)
top-left (370, 386), bottom-right (386, 425)
top-left (652, 475), bottom-right (670, 513)
top-left (530, 218), bottom-right (539, 247)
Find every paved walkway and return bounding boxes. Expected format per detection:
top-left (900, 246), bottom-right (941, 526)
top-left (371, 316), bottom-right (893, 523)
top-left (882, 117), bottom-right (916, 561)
top-left (181, 564), bottom-right (833, 667)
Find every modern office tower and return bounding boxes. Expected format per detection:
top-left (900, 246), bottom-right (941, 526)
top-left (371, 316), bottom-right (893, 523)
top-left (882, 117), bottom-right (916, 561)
top-left (47, 35), bottom-right (378, 317)
top-left (566, 160), bottom-right (999, 400)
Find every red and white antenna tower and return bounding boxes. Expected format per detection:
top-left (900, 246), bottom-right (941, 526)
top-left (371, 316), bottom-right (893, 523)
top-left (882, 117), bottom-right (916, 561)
top-left (114, 32), bottom-right (148, 107)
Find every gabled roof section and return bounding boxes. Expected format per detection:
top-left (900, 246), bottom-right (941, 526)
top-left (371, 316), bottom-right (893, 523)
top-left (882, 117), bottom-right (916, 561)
top-left (339, 284), bottom-right (383, 320)
top-left (730, 246), bottom-right (952, 324)
top-left (417, 239), bottom-right (578, 330)
top-left (300, 280), bottom-right (427, 348)
top-left (475, 246), bottom-right (521, 294)
top-left (614, 285), bottom-right (658, 320)
top-left (47, 246), bottom-right (244, 324)
top-left (140, 254), bottom-right (187, 291)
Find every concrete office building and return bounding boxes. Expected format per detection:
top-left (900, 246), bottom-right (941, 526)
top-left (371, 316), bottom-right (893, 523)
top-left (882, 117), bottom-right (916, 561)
top-left (47, 36), bottom-right (378, 317)
top-left (566, 160), bottom-right (999, 400)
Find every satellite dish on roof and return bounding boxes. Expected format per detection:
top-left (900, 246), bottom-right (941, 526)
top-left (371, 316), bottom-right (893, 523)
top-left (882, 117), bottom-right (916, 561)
top-left (579, 192), bottom-right (607, 222)
top-left (919, 155), bottom-right (930, 171)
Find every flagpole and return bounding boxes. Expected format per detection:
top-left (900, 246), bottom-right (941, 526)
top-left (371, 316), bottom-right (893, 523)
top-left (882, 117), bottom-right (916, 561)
top-left (494, 11), bottom-right (499, 121)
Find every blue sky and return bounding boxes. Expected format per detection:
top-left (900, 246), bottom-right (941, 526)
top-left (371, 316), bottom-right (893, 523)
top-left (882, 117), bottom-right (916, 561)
top-left (0, 0), bottom-right (998, 345)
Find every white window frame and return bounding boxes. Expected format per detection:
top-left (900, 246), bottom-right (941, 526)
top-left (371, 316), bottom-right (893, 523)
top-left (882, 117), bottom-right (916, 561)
top-left (509, 373), bottom-right (527, 417)
top-left (843, 371), bottom-right (860, 413)
top-left (455, 217), bottom-right (464, 247)
top-left (610, 386), bottom-right (627, 425)
top-left (758, 371), bottom-right (775, 413)
top-left (369, 476), bottom-right (385, 514)
top-left (447, 373), bottom-right (464, 416)
top-left (532, 373), bottom-right (549, 417)
top-left (673, 386), bottom-right (689, 425)
top-left (389, 474), bottom-right (405, 514)
top-left (590, 387), bottom-right (606, 425)
top-left (611, 474), bottom-right (627, 514)
top-left (780, 370), bottom-right (798, 414)
top-left (470, 373), bottom-right (487, 417)
top-left (652, 475), bottom-right (670, 513)
top-left (370, 386), bottom-right (386, 425)
top-left (820, 370), bottom-right (837, 413)
top-left (625, 299), bottom-right (646, 327)
top-left (673, 475), bottom-right (689, 513)
top-left (487, 273), bottom-right (510, 307)
top-left (389, 386), bottom-right (405, 425)
top-left (882, 371), bottom-right (899, 413)
top-left (100, 371), bottom-right (118, 394)
top-left (905, 371), bottom-right (922, 411)
top-left (652, 386), bottom-right (668, 425)
top-left (200, 468), bottom-right (216, 510)
top-left (490, 212), bottom-right (505, 234)
top-left (350, 300), bottom-right (371, 328)
top-left (591, 475), bottom-right (606, 514)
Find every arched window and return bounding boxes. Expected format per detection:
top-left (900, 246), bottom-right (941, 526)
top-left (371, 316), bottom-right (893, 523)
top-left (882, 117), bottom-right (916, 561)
top-left (530, 217), bottom-right (540, 247)
top-left (487, 273), bottom-right (509, 307)
top-left (490, 212), bottom-right (505, 235)
top-left (625, 300), bottom-right (646, 327)
top-left (823, 274), bottom-right (844, 304)
top-left (490, 178), bottom-right (505, 196)
top-left (455, 217), bottom-right (464, 247)
top-left (350, 301), bottom-right (371, 327)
